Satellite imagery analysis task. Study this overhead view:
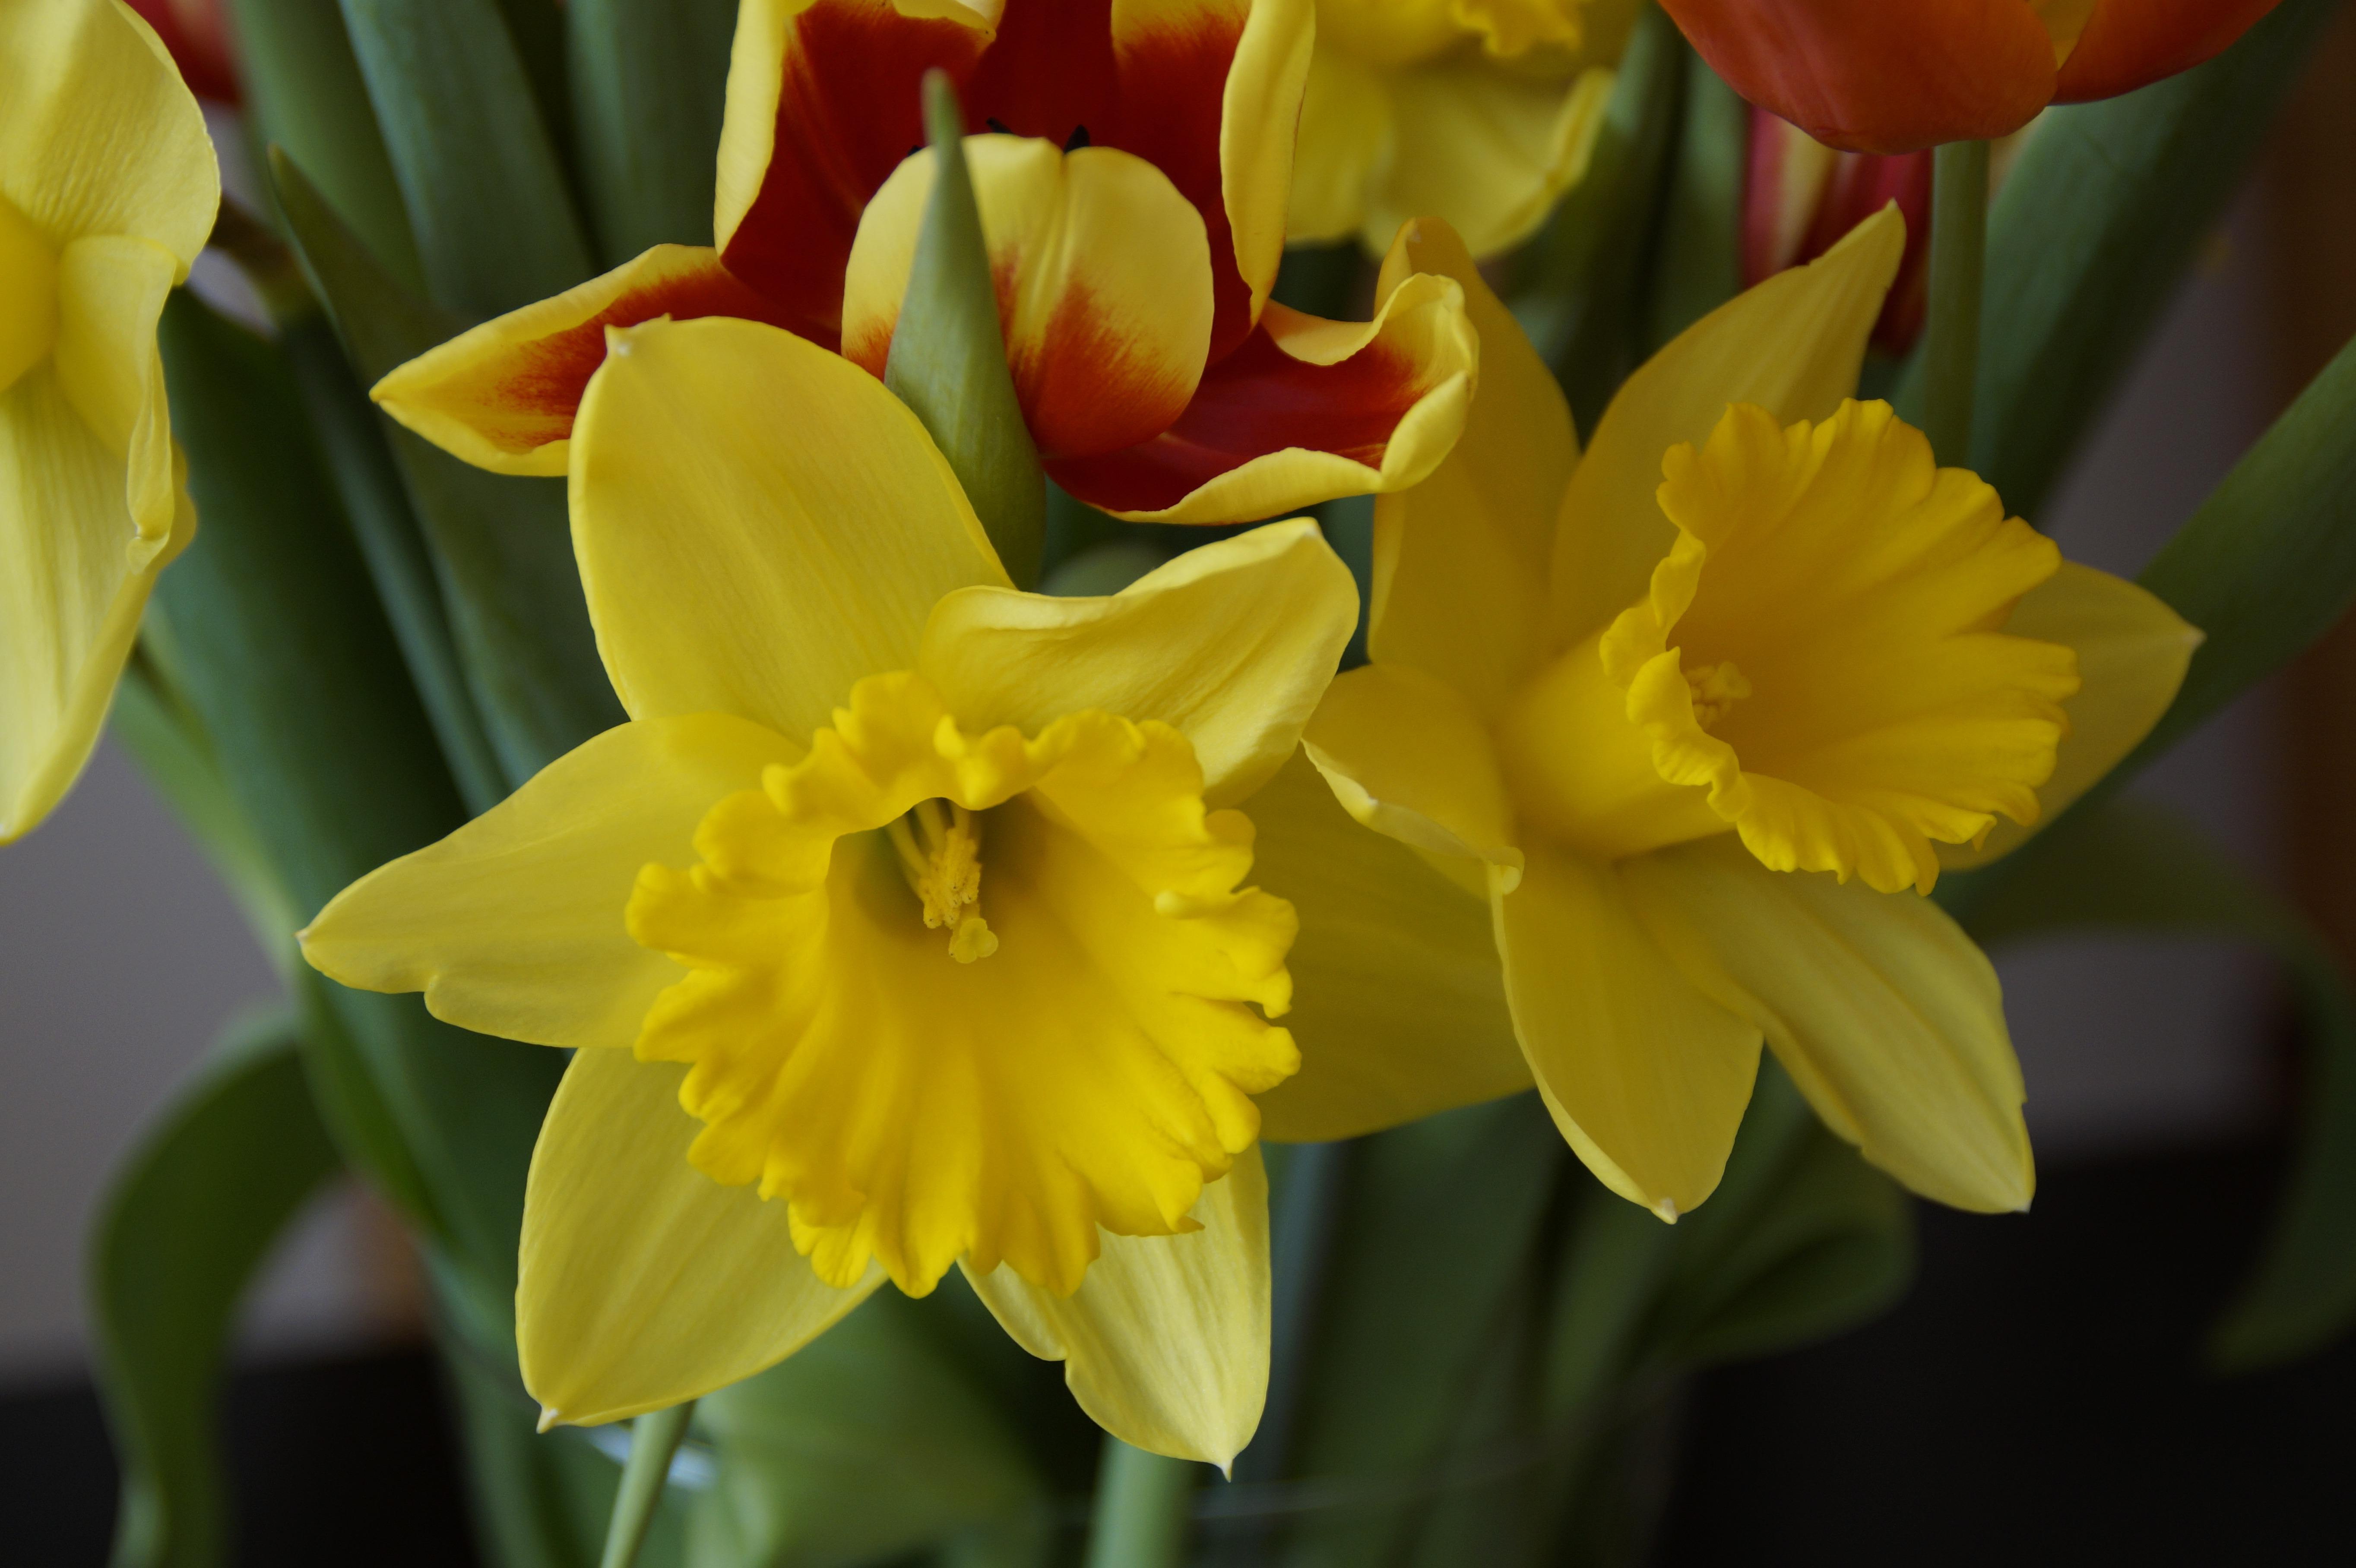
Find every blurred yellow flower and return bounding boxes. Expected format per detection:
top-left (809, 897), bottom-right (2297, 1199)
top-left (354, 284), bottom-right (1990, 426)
top-left (1, 0), bottom-right (216, 841)
top-left (1256, 209), bottom-right (2201, 1221)
top-left (302, 316), bottom-right (1359, 1467)
top-left (1288, 0), bottom-right (1635, 258)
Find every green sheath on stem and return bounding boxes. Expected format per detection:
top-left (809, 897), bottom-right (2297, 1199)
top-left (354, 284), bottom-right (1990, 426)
top-left (1922, 140), bottom-right (1989, 468)
top-left (598, 1401), bottom-right (695, 1568)
top-left (886, 70), bottom-right (1047, 590)
top-left (1083, 1442), bottom-right (1195, 1568)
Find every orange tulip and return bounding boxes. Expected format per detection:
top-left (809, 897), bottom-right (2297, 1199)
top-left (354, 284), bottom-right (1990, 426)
top-left (1659, 0), bottom-right (2284, 154)
top-left (125, 0), bottom-right (237, 103)
top-left (1744, 108), bottom-right (1932, 353)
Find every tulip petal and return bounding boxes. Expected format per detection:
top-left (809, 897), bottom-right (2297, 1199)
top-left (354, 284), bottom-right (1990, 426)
top-left (520, 1049), bottom-right (883, 1428)
top-left (1658, 0), bottom-right (2055, 155)
top-left (1940, 561), bottom-right (2201, 871)
top-left (0, 373), bottom-right (192, 843)
top-left (1367, 218), bottom-right (1573, 716)
top-left (1358, 59), bottom-right (1615, 260)
top-left (1051, 275), bottom-right (1478, 523)
top-left (1302, 663), bottom-right (1523, 883)
top-left (1550, 206), bottom-right (1902, 649)
top-left (301, 714), bottom-right (801, 1050)
top-left (0, 0), bottom-right (216, 260)
top-left (370, 245), bottom-right (798, 477)
top-left (569, 316), bottom-right (1006, 738)
top-left (1624, 836), bottom-right (2034, 1212)
top-left (843, 137), bottom-right (1213, 462)
top-left (1249, 752), bottom-right (1531, 1141)
top-left (962, 1145), bottom-right (1268, 1468)
top-left (1495, 841), bottom-right (1761, 1219)
top-left (918, 519), bottom-right (1358, 805)
top-left (2052, 0), bottom-right (2284, 104)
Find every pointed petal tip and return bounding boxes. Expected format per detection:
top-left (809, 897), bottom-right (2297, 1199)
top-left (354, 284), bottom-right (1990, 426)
top-left (536, 1406), bottom-right (561, 1434)
top-left (1651, 1197), bottom-right (1679, 1224)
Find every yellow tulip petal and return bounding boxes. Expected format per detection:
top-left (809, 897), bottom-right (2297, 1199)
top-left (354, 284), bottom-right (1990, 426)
top-left (1361, 61), bottom-right (1614, 260)
top-left (520, 1049), bottom-right (883, 1428)
top-left (54, 233), bottom-right (180, 548)
top-left (918, 519), bottom-right (1358, 806)
top-left (1941, 562), bottom-right (2201, 871)
top-left (1550, 205), bottom-right (1904, 647)
top-left (1624, 836), bottom-right (2033, 1212)
top-left (1249, 751), bottom-right (1530, 1141)
top-left (1286, 50), bottom-right (1389, 247)
top-left (569, 315), bottom-right (1006, 737)
top-left (0, 372), bottom-right (192, 843)
top-left (962, 1145), bottom-right (1268, 1469)
top-left (1219, 0), bottom-right (1316, 318)
top-left (370, 245), bottom-right (800, 477)
top-left (0, 0), bottom-right (216, 262)
top-left (300, 714), bottom-right (801, 1050)
top-left (1366, 217), bottom-right (1574, 716)
top-left (843, 136), bottom-right (1214, 462)
top-left (1302, 662), bottom-right (1523, 882)
top-left (1495, 841), bottom-right (1761, 1219)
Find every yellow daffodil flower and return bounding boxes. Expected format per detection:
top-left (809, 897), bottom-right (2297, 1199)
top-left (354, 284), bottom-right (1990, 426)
top-left (301, 316), bottom-right (1360, 1465)
top-left (1288, 0), bottom-right (1636, 259)
top-left (367, 0), bottom-right (1482, 525)
top-left (1251, 209), bottom-right (2201, 1220)
top-left (1, 0), bottom-right (216, 842)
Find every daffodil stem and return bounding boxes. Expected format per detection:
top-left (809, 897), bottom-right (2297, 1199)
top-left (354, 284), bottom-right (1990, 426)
top-left (597, 1401), bottom-right (694, 1568)
top-left (1083, 1441), bottom-right (1196, 1568)
top-left (1924, 139), bottom-right (1990, 468)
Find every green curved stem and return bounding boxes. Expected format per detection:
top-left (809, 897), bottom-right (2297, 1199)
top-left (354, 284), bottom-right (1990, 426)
top-left (1083, 1441), bottom-right (1197, 1568)
top-left (1924, 140), bottom-right (1991, 467)
top-left (597, 1402), bottom-right (694, 1568)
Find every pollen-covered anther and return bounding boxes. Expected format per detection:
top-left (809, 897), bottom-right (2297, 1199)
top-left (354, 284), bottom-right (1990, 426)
top-left (888, 799), bottom-right (999, 961)
top-left (1683, 660), bottom-right (1750, 730)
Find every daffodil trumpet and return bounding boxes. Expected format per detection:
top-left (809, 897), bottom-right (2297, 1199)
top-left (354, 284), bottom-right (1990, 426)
top-left (301, 313), bottom-right (1361, 1467)
top-left (1, 0), bottom-right (218, 843)
top-left (366, 0), bottom-right (1481, 525)
top-left (1257, 208), bottom-right (2200, 1225)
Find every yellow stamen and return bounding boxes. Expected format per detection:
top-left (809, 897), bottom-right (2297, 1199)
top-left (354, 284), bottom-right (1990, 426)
top-left (888, 800), bottom-right (997, 961)
top-left (1683, 661), bottom-right (1751, 730)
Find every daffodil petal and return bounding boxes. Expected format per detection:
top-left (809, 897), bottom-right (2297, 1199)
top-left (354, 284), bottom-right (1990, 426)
top-left (53, 233), bottom-right (179, 546)
top-left (1550, 205), bottom-right (1903, 648)
top-left (1495, 841), bottom-right (1761, 1219)
top-left (1052, 276), bottom-right (1478, 523)
top-left (1284, 49), bottom-right (1388, 247)
top-left (1360, 61), bottom-right (1615, 260)
top-left (0, 376), bottom-right (192, 844)
top-left (1366, 217), bottom-right (1573, 717)
top-left (961, 1145), bottom-right (1268, 1469)
top-left (1249, 751), bottom-right (1530, 1141)
top-left (370, 245), bottom-right (798, 477)
top-left (1941, 561), bottom-right (2201, 871)
top-left (569, 315), bottom-right (1006, 736)
top-left (300, 714), bottom-right (801, 1049)
top-left (1302, 662), bottom-right (1522, 881)
top-left (0, 0), bottom-right (216, 261)
top-left (520, 1049), bottom-right (883, 1428)
top-left (843, 137), bottom-right (1213, 461)
top-left (1624, 836), bottom-right (2034, 1212)
top-left (918, 519), bottom-right (1357, 806)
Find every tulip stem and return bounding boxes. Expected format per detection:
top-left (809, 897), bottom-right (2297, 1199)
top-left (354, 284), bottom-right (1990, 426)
top-left (1083, 1441), bottom-right (1197, 1568)
top-left (1924, 139), bottom-right (1990, 468)
top-left (597, 1401), bottom-right (695, 1568)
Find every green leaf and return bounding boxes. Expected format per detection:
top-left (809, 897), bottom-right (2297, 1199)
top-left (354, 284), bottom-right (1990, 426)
top-left (337, 0), bottom-right (597, 316)
top-left (564, 0), bottom-right (738, 262)
top-left (886, 72), bottom-right (1046, 589)
top-left (274, 149), bottom-right (627, 785)
top-left (1640, 50), bottom-right (1746, 353)
top-left (224, 0), bottom-right (427, 299)
top-left (1893, 0), bottom-right (2338, 518)
top-left (91, 1007), bottom-right (342, 1568)
top-left (685, 1294), bottom-right (1048, 1568)
top-left (1963, 799), bottom-right (2356, 1368)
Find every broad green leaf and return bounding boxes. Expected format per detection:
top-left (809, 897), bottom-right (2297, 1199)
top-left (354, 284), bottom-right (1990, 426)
top-left (686, 1293), bottom-right (1047, 1568)
top-left (91, 1008), bottom-right (341, 1568)
top-left (1963, 798), bottom-right (2356, 1369)
top-left (1894, 0), bottom-right (2338, 518)
top-left (886, 73), bottom-right (1046, 588)
top-left (1513, 2), bottom-right (1687, 436)
top-left (224, 0), bottom-right (426, 298)
top-left (565, 0), bottom-right (738, 262)
top-left (274, 149), bottom-right (627, 785)
top-left (494, 0), bottom-right (576, 167)
top-left (338, 0), bottom-right (597, 316)
top-left (1641, 51), bottom-right (1745, 354)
